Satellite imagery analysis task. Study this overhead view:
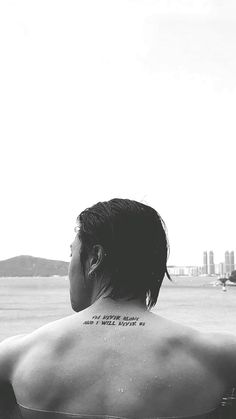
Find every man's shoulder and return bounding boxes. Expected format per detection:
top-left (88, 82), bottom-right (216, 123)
top-left (0, 334), bottom-right (29, 382)
top-left (0, 314), bottom-right (78, 383)
top-left (174, 322), bottom-right (236, 357)
top-left (159, 315), bottom-right (236, 352)
top-left (183, 328), bottom-right (236, 385)
top-left (157, 317), bottom-right (236, 387)
top-left (188, 329), bottom-right (236, 357)
top-left (159, 317), bottom-right (236, 369)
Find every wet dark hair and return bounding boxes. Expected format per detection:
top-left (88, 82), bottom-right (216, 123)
top-left (77, 198), bottom-right (170, 310)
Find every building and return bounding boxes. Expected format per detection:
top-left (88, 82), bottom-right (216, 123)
top-left (203, 251), bottom-right (208, 275)
top-left (225, 251), bottom-right (230, 274)
top-left (189, 266), bottom-right (200, 276)
top-left (217, 263), bottom-right (225, 276)
top-left (209, 251), bottom-right (215, 275)
top-left (230, 251), bottom-right (235, 273)
top-left (168, 266), bottom-right (200, 276)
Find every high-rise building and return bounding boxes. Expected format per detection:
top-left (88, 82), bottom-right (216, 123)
top-left (230, 251), bottom-right (235, 273)
top-left (209, 251), bottom-right (215, 275)
top-left (203, 251), bottom-right (208, 275)
top-left (225, 251), bottom-right (230, 274)
top-left (219, 262), bottom-right (225, 276)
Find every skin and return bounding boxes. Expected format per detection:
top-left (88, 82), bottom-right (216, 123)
top-left (1, 235), bottom-right (236, 418)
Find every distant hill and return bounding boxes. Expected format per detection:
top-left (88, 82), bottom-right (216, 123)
top-left (0, 255), bottom-right (69, 277)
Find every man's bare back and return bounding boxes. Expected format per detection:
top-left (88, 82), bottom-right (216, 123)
top-left (1, 298), bottom-right (236, 418)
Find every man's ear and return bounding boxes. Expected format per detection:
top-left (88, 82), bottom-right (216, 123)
top-left (88, 245), bottom-right (105, 277)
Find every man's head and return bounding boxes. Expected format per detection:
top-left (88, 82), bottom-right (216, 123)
top-left (69, 198), bottom-right (170, 311)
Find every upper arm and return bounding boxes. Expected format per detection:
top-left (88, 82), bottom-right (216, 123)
top-left (196, 331), bottom-right (236, 387)
top-left (0, 335), bottom-right (28, 417)
top-left (217, 333), bottom-right (236, 386)
top-left (0, 335), bottom-right (26, 383)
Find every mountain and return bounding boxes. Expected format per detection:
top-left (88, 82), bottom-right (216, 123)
top-left (0, 255), bottom-right (69, 277)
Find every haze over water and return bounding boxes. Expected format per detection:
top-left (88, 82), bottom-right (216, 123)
top-left (0, 276), bottom-right (235, 342)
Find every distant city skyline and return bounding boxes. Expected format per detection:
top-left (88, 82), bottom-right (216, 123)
top-left (202, 249), bottom-right (236, 273)
top-left (168, 250), bottom-right (235, 276)
top-left (1, 248), bottom-right (236, 269)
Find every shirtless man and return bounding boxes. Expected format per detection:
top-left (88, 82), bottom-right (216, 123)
top-left (1, 198), bottom-right (236, 419)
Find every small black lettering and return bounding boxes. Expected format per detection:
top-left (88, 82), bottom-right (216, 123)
top-left (82, 315), bottom-right (144, 327)
top-left (102, 315), bottom-right (121, 320)
top-left (123, 316), bottom-right (139, 321)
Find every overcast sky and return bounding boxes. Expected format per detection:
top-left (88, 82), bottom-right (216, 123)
top-left (1, 0), bottom-right (236, 266)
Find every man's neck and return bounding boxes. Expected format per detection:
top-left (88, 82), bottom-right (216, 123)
top-left (91, 295), bottom-right (147, 312)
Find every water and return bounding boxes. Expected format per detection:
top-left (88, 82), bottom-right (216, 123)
top-left (155, 276), bottom-right (236, 334)
top-left (1, 275), bottom-right (236, 341)
top-left (0, 276), bottom-right (72, 341)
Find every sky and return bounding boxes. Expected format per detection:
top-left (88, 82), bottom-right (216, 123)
top-left (0, 0), bottom-right (236, 266)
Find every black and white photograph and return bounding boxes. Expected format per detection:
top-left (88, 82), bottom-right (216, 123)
top-left (0, 1), bottom-right (236, 418)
